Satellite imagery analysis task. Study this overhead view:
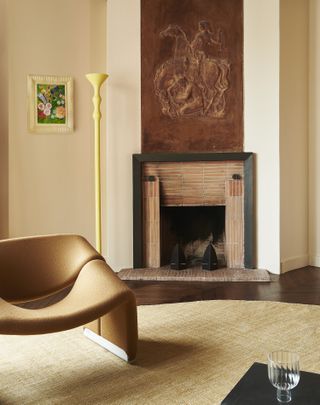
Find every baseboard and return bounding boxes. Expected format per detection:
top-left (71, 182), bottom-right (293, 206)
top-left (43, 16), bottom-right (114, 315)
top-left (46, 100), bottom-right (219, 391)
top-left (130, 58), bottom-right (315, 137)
top-left (281, 254), bottom-right (309, 273)
top-left (309, 255), bottom-right (320, 268)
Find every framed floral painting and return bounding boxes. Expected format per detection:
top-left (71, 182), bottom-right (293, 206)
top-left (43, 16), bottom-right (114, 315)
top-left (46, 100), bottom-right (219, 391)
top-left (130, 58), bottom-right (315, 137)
top-left (27, 75), bottom-right (73, 133)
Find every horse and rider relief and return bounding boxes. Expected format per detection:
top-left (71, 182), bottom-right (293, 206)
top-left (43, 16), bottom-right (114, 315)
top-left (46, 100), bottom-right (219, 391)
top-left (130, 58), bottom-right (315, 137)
top-left (141, 0), bottom-right (243, 153)
top-left (154, 21), bottom-right (230, 120)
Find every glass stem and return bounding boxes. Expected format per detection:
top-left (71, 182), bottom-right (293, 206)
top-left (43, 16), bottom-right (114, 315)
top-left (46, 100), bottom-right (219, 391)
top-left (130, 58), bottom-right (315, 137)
top-left (277, 389), bottom-right (291, 403)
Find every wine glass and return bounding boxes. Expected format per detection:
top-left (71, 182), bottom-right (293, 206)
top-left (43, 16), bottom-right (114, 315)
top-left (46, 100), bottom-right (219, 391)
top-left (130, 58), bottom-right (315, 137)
top-left (268, 351), bottom-right (300, 403)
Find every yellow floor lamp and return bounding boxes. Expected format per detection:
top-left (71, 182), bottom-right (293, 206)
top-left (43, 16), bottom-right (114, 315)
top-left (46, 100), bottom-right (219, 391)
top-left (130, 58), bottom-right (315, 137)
top-left (86, 73), bottom-right (108, 254)
top-left (85, 73), bottom-right (112, 348)
top-left (85, 73), bottom-right (138, 362)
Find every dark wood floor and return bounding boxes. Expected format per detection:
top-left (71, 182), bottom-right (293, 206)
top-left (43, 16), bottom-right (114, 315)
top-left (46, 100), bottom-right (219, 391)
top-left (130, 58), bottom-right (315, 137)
top-left (124, 266), bottom-right (320, 306)
top-left (20, 266), bottom-right (320, 310)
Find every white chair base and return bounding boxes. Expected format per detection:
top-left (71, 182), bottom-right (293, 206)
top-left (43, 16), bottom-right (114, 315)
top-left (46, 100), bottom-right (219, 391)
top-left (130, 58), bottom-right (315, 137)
top-left (83, 327), bottom-right (129, 362)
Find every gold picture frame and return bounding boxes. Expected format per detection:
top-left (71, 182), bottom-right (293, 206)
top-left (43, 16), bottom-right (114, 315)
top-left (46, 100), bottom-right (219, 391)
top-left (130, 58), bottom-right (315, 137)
top-left (27, 74), bottom-right (73, 133)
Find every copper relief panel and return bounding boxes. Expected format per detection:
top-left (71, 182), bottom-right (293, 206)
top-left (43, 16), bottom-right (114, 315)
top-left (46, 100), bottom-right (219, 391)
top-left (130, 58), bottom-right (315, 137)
top-left (141, 0), bottom-right (243, 152)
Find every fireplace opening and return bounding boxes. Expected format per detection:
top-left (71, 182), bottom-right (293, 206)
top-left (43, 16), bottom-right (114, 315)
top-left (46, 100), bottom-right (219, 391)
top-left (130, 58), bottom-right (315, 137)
top-left (160, 206), bottom-right (226, 267)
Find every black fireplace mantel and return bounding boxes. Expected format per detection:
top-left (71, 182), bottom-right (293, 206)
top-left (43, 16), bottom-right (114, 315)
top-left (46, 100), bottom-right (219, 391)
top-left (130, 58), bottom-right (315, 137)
top-left (132, 152), bottom-right (255, 269)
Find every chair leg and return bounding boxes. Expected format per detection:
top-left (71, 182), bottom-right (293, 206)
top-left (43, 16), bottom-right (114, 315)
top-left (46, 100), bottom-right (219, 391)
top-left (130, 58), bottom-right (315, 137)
top-left (84, 294), bottom-right (138, 362)
top-left (84, 319), bottom-right (100, 334)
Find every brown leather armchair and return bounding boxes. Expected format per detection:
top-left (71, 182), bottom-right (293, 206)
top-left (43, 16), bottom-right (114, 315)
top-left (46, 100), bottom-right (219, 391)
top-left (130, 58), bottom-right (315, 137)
top-left (0, 234), bottom-right (137, 362)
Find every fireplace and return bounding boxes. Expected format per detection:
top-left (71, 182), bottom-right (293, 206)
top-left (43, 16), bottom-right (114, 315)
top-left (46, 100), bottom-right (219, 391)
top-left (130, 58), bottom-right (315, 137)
top-left (133, 152), bottom-right (254, 270)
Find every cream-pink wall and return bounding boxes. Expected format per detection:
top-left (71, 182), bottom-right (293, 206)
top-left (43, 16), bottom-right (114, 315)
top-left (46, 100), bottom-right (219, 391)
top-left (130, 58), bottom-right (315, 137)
top-left (7, 0), bottom-right (106, 249)
top-left (106, 0), bottom-right (141, 271)
top-left (4, 0), bottom-right (316, 274)
top-left (280, 0), bottom-right (309, 272)
top-left (0, 0), bottom-right (9, 238)
top-left (309, 0), bottom-right (320, 266)
top-left (243, 0), bottom-right (280, 274)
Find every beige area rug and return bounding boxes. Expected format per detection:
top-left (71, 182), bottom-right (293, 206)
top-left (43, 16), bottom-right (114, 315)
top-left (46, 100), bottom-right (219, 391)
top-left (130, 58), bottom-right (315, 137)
top-left (118, 266), bottom-right (271, 282)
top-left (1, 300), bottom-right (320, 405)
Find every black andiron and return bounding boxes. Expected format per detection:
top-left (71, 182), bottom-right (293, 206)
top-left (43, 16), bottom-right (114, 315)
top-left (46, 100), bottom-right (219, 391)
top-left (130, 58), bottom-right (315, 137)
top-left (170, 243), bottom-right (219, 271)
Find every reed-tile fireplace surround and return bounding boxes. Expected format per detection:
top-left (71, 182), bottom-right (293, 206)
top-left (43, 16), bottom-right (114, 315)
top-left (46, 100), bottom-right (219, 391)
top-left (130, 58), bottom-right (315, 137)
top-left (133, 153), bottom-right (254, 271)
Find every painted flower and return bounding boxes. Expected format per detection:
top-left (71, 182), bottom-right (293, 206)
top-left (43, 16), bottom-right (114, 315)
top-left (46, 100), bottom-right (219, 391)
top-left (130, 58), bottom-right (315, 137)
top-left (55, 106), bottom-right (65, 119)
top-left (38, 103), bottom-right (45, 111)
top-left (46, 103), bottom-right (52, 109)
top-left (51, 115), bottom-right (55, 119)
top-left (44, 108), bottom-right (51, 116)
top-left (61, 100), bottom-right (65, 105)
top-left (38, 93), bottom-right (47, 104)
top-left (57, 100), bottom-right (61, 105)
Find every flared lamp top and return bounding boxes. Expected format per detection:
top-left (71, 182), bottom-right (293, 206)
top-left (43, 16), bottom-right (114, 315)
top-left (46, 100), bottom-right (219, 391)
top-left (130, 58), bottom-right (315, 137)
top-left (86, 73), bottom-right (108, 87)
